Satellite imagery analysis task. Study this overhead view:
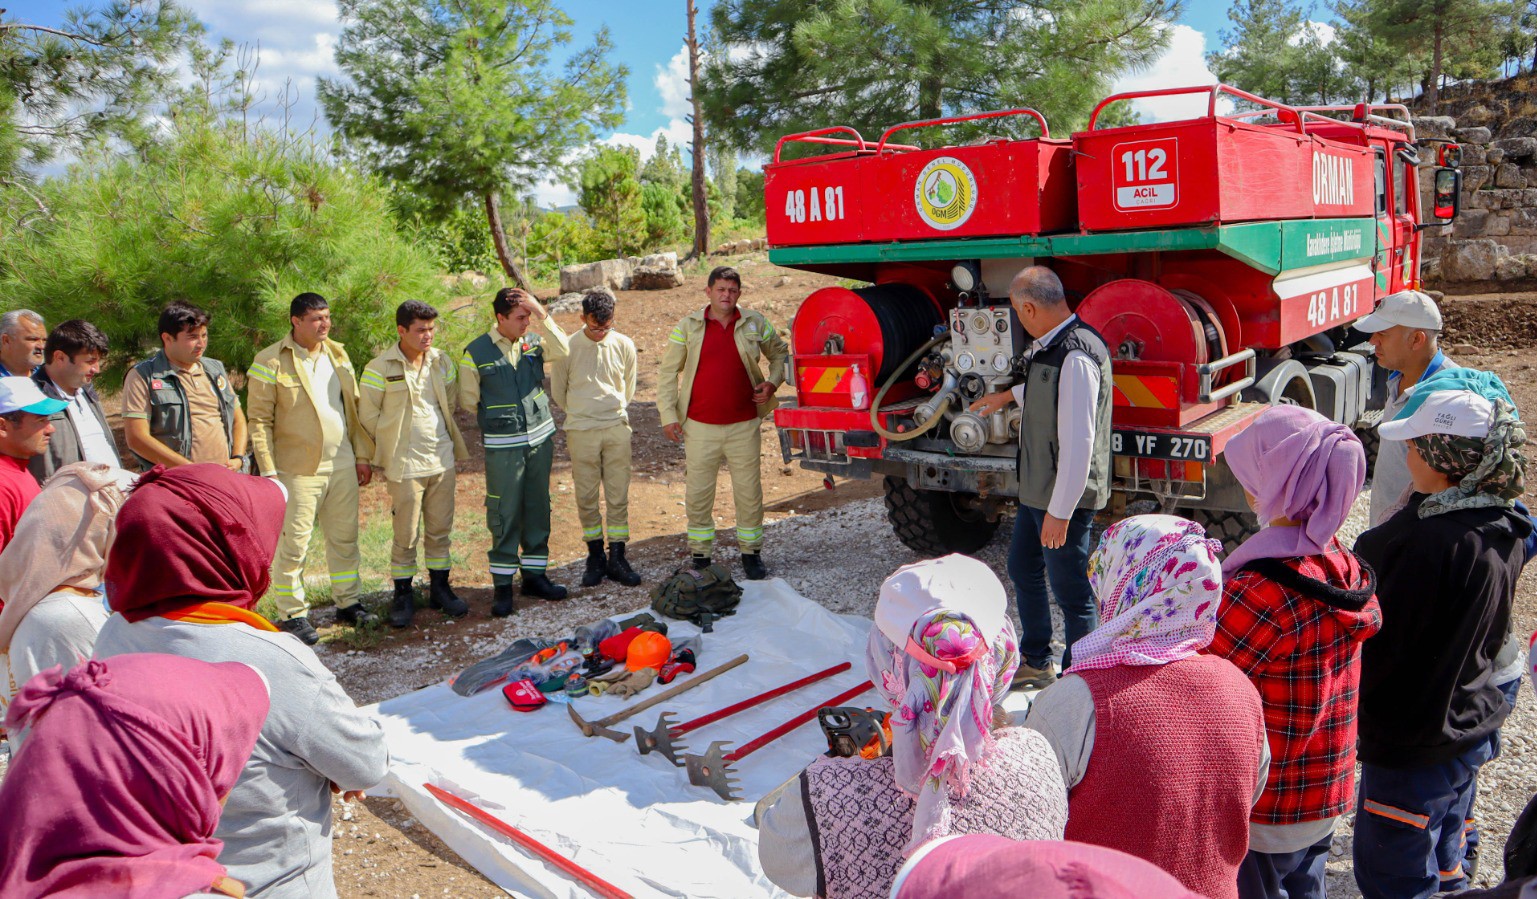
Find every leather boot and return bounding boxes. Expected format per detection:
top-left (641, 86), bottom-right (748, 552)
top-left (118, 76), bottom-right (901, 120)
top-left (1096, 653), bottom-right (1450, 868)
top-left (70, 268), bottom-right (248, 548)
top-left (742, 553), bottom-right (769, 581)
top-left (492, 583), bottom-right (517, 618)
top-left (581, 540), bottom-right (607, 587)
top-left (692, 554), bottom-right (712, 570)
top-left (388, 578), bottom-right (416, 629)
top-left (521, 571), bottom-right (569, 601)
top-left (428, 569), bottom-right (468, 618)
top-left (606, 542), bottom-right (642, 586)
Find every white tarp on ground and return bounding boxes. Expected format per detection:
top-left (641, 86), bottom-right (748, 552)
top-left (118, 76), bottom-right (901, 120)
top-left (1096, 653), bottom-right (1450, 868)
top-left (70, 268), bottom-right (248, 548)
top-left (373, 580), bottom-right (869, 898)
top-left (372, 578), bottom-right (1034, 898)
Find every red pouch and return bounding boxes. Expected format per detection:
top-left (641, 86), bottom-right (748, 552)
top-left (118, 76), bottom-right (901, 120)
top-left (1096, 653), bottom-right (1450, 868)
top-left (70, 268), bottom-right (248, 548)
top-left (657, 649), bottom-right (697, 685)
top-left (502, 679), bottom-right (547, 712)
top-left (598, 627), bottom-right (643, 663)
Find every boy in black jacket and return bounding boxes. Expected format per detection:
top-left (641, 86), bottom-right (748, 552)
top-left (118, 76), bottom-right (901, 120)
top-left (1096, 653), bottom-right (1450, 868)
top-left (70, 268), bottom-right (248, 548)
top-left (1354, 388), bottom-right (1532, 899)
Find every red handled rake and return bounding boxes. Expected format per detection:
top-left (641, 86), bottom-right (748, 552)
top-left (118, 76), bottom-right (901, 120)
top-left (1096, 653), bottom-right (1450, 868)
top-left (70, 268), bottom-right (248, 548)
top-left (683, 680), bottom-right (873, 801)
top-left (634, 661), bottom-right (852, 766)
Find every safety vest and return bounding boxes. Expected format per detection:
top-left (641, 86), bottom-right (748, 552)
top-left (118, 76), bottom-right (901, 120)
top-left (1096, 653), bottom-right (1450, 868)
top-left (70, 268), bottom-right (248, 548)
top-left (464, 332), bottom-right (555, 449)
top-left (129, 351), bottom-right (238, 470)
top-left (1016, 319), bottom-right (1114, 512)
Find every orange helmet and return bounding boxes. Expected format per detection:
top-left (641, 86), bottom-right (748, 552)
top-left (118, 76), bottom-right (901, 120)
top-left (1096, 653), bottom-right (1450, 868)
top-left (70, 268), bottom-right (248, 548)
top-left (625, 631), bottom-right (672, 672)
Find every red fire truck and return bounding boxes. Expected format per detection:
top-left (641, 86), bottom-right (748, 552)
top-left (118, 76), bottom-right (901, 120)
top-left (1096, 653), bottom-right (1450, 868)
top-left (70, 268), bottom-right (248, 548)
top-left (766, 84), bottom-right (1463, 553)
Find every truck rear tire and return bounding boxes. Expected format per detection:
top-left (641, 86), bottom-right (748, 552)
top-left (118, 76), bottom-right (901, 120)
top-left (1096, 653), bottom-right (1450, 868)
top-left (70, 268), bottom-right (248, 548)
top-left (1186, 507), bottom-right (1260, 555)
top-left (883, 476), bottom-right (999, 557)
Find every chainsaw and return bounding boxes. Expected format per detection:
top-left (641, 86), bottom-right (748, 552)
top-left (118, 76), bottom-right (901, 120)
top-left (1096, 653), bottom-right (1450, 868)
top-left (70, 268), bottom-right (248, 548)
top-left (818, 706), bottom-right (891, 760)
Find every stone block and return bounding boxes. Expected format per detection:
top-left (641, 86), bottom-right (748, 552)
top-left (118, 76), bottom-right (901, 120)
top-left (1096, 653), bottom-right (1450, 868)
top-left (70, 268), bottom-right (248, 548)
top-left (1500, 116), bottom-right (1537, 139)
top-left (1486, 212), bottom-right (1512, 237)
top-left (546, 292), bottom-right (585, 315)
top-left (1460, 146), bottom-right (1486, 166)
top-left (1455, 126), bottom-right (1493, 143)
top-left (631, 264), bottom-right (685, 290)
top-left (1487, 147), bottom-right (1505, 166)
top-left (1509, 208), bottom-right (1537, 236)
top-left (559, 257), bottom-right (632, 294)
top-left (1452, 209), bottom-right (1489, 239)
top-left (1462, 105), bottom-right (1495, 126)
top-left (1441, 239), bottom-right (1507, 281)
top-left (1414, 116), bottom-right (1457, 140)
top-left (1494, 137), bottom-right (1537, 160)
top-left (1496, 254), bottom-right (1530, 281)
top-left (638, 251), bottom-right (679, 271)
top-left (1421, 256), bottom-right (1443, 283)
top-left (1462, 165), bottom-right (1491, 193)
top-left (1496, 164), bottom-right (1527, 189)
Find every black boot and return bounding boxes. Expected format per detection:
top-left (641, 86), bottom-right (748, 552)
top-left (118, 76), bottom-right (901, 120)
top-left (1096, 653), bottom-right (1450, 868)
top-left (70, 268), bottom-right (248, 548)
top-left (389, 578), bottom-right (416, 629)
top-left (428, 569), bottom-right (468, 618)
top-left (521, 571), bottom-right (569, 601)
top-left (581, 540), bottom-right (607, 587)
top-left (606, 542), bottom-right (642, 586)
top-left (335, 602), bottom-right (380, 629)
top-left (692, 554), bottom-right (712, 570)
top-left (742, 553), bottom-right (769, 581)
top-left (492, 583), bottom-right (517, 618)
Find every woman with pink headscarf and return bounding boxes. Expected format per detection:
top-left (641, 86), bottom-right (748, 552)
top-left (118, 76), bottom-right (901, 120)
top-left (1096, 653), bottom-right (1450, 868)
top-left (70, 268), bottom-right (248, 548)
top-left (755, 554), bottom-right (1067, 899)
top-left (1206, 405), bottom-right (1382, 899)
top-left (1025, 514), bottom-right (1268, 899)
top-left (0, 461), bottom-right (136, 744)
top-left (0, 653), bottom-right (269, 898)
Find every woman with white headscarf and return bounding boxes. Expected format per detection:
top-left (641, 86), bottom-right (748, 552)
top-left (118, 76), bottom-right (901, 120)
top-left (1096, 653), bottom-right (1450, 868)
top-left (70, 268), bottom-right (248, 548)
top-left (756, 554), bottom-right (1067, 899)
top-left (1025, 514), bottom-right (1269, 899)
top-left (0, 462), bottom-right (135, 742)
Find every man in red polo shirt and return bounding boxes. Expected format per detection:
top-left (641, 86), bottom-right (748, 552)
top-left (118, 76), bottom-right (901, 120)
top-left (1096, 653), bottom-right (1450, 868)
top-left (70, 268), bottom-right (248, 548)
top-left (0, 376), bottom-right (64, 554)
top-left (658, 267), bottom-right (788, 580)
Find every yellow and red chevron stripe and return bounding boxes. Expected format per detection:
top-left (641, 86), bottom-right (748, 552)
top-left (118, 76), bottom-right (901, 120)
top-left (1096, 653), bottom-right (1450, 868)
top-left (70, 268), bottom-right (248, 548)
top-left (1112, 374), bottom-right (1179, 409)
top-left (798, 364), bottom-right (851, 395)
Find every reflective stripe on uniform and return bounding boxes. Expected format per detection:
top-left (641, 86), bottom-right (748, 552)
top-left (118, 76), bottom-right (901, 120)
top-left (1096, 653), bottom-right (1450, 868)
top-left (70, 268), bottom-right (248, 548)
top-left (248, 363), bottom-right (277, 385)
top-left (360, 370), bottom-right (388, 391)
top-left (1363, 799), bottom-right (1429, 829)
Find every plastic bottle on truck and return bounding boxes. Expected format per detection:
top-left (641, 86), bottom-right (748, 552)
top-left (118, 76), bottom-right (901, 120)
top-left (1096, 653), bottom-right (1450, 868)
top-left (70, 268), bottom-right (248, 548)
top-left (849, 363), bottom-right (869, 410)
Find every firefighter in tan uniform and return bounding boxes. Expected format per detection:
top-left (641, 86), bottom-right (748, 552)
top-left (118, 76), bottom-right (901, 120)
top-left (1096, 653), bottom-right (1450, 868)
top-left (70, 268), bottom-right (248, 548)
top-left (246, 293), bottom-right (377, 644)
top-left (658, 266), bottom-right (788, 580)
top-left (550, 288), bottom-right (642, 588)
top-left (358, 300), bottom-right (471, 628)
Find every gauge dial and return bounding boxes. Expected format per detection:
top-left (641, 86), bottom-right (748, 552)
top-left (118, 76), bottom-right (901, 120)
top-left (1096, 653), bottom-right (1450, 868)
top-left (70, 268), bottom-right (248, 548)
top-left (956, 353), bottom-right (974, 371)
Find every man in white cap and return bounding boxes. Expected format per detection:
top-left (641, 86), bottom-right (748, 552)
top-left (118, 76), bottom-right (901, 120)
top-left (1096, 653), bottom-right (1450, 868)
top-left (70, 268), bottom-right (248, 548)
top-left (0, 376), bottom-right (65, 551)
top-left (1354, 389), bottom-right (1531, 899)
top-left (1353, 290), bottom-right (1457, 526)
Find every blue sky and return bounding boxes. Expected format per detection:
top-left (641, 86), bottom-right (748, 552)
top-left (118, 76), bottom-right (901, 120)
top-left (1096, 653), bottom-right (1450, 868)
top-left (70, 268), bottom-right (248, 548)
top-left (9, 1), bottom-right (1252, 203)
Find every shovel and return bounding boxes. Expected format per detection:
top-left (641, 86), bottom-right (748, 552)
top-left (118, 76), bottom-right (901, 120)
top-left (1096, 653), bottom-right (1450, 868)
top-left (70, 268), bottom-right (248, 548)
top-left (634, 661), bottom-right (852, 766)
top-left (684, 680), bottom-right (873, 801)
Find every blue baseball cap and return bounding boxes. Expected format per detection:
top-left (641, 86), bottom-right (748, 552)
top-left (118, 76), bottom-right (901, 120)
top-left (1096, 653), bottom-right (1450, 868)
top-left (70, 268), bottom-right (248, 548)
top-left (0, 376), bottom-right (67, 416)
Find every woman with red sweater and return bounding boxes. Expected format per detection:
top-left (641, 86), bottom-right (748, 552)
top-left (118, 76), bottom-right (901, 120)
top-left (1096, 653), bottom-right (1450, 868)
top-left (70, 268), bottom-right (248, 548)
top-left (1208, 405), bottom-right (1382, 899)
top-left (1026, 514), bottom-right (1268, 899)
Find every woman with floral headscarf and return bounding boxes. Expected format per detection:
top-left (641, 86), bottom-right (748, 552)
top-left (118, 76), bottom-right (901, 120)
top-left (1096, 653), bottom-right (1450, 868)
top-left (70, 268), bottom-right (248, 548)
top-left (756, 554), bottom-right (1067, 899)
top-left (1353, 389), bottom-right (1532, 899)
top-left (1025, 514), bottom-right (1267, 899)
top-left (0, 462), bottom-right (136, 745)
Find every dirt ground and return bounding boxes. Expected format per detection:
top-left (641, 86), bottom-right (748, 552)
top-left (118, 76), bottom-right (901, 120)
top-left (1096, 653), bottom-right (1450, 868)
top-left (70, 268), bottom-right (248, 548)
top-left (7, 269), bottom-right (1537, 897)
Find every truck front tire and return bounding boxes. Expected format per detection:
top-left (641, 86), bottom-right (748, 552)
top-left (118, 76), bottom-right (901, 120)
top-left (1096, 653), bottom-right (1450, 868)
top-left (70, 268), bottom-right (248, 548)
top-left (1186, 507), bottom-right (1261, 555)
top-left (882, 476), bottom-right (999, 557)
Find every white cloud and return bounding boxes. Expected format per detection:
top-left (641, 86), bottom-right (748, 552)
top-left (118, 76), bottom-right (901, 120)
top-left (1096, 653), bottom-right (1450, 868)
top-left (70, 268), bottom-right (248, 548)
top-left (1110, 25), bottom-right (1225, 123)
top-left (180, 0), bottom-right (342, 134)
top-left (1290, 21), bottom-right (1337, 47)
top-left (656, 46), bottom-right (693, 119)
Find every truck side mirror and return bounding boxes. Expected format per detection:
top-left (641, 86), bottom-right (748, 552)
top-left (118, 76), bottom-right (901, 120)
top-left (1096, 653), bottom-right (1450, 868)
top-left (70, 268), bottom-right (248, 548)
top-left (1433, 167), bottom-right (1460, 220)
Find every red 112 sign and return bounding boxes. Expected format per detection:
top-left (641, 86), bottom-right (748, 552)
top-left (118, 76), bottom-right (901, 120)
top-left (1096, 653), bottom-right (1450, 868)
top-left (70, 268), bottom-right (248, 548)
top-left (1112, 138), bottom-right (1179, 211)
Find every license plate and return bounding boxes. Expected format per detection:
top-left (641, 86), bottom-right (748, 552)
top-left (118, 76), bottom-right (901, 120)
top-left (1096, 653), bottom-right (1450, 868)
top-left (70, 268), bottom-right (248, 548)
top-left (1112, 430), bottom-right (1212, 462)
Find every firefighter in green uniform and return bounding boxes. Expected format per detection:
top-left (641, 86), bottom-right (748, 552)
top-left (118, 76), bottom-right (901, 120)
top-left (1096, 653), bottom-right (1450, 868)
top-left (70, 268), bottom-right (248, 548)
top-left (459, 288), bottom-right (571, 615)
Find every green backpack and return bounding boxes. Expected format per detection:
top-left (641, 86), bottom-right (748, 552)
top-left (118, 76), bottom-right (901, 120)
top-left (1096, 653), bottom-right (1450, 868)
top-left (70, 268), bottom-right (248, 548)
top-left (650, 563), bottom-right (742, 630)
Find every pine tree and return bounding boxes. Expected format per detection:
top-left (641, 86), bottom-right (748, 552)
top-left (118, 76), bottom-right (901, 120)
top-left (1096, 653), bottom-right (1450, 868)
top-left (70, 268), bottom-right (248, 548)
top-left (1208, 0), bottom-right (1309, 101)
top-left (702, 0), bottom-right (1178, 154)
top-left (1369, 0), bottom-right (1516, 112)
top-left (320, 0), bottom-right (627, 291)
top-left (576, 146), bottom-right (646, 258)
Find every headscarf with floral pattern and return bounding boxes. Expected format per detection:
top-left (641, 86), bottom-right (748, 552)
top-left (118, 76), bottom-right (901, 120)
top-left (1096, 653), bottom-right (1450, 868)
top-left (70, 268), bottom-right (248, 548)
top-left (1067, 514), bottom-right (1224, 674)
top-left (866, 555), bottom-right (1020, 851)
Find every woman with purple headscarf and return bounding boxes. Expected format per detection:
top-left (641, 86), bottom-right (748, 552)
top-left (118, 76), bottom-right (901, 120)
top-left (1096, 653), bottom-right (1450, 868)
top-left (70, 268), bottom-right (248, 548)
top-left (1207, 405), bottom-right (1382, 899)
top-left (755, 554), bottom-right (1067, 899)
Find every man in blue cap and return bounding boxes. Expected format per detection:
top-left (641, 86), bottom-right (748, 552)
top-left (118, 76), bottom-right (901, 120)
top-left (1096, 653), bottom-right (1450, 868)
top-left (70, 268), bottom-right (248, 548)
top-left (0, 375), bottom-right (66, 552)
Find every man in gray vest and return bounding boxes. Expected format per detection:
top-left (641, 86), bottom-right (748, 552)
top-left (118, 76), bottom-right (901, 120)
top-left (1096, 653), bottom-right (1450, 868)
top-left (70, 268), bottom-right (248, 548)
top-left (459, 287), bottom-right (571, 616)
top-left (123, 302), bottom-right (248, 472)
top-left (971, 266), bottom-right (1113, 690)
top-left (31, 318), bottom-right (121, 483)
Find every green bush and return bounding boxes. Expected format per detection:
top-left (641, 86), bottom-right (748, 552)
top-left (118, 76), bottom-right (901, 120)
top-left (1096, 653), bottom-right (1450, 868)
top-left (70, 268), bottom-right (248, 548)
top-left (0, 114), bottom-right (445, 387)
